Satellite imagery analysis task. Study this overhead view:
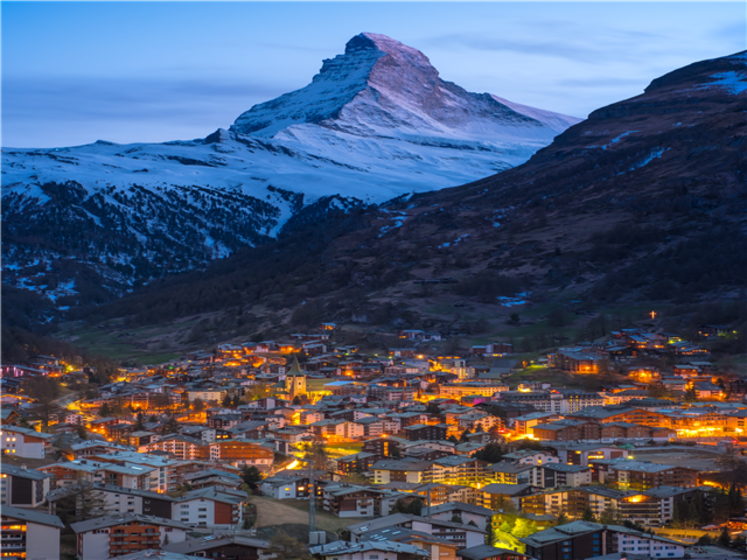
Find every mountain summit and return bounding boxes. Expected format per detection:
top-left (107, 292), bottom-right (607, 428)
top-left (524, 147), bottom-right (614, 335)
top-left (232, 32), bottom-right (578, 140)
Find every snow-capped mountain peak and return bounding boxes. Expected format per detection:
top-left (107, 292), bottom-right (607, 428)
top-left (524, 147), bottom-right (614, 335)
top-left (231, 32), bottom-right (580, 140)
top-left (3, 33), bottom-right (581, 314)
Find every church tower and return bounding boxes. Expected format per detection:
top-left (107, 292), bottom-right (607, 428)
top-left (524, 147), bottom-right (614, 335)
top-left (285, 355), bottom-right (307, 397)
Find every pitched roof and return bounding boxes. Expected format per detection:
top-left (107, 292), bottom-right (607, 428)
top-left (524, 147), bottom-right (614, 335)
top-left (428, 501), bottom-right (495, 517)
top-left (0, 504), bottom-right (64, 529)
top-left (310, 540), bottom-right (428, 557)
top-left (459, 544), bottom-right (528, 560)
top-left (0, 462), bottom-right (53, 480)
top-left (71, 513), bottom-right (191, 533)
top-left (163, 535), bottom-right (270, 554)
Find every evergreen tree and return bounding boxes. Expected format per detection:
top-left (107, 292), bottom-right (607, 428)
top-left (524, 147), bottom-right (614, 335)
top-left (426, 402), bottom-right (442, 415)
top-left (555, 513), bottom-right (568, 526)
top-left (192, 398), bottom-right (205, 412)
top-left (162, 416), bottom-right (179, 434)
top-left (292, 396), bottom-right (302, 406)
top-left (728, 483), bottom-right (744, 518)
top-left (712, 489), bottom-right (731, 523)
top-left (693, 491), bottom-right (712, 525)
top-left (222, 394), bottom-right (233, 408)
top-left (684, 386), bottom-right (698, 402)
top-left (718, 526), bottom-right (732, 547)
top-left (232, 394), bottom-right (243, 408)
top-left (75, 425), bottom-right (88, 440)
top-left (473, 442), bottom-right (503, 464)
top-left (599, 506), bottom-right (618, 525)
top-left (99, 402), bottom-right (112, 417)
top-left (581, 507), bottom-right (596, 522)
top-left (485, 517), bottom-right (497, 545)
top-left (54, 481), bottom-right (107, 526)
top-left (241, 466), bottom-right (264, 491)
top-left (133, 412), bottom-right (145, 431)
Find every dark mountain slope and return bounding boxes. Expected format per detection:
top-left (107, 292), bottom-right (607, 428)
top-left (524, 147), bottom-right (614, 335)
top-left (70, 51), bottom-right (747, 336)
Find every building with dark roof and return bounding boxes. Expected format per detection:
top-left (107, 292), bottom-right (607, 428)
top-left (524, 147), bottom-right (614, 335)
top-left (1, 505), bottom-right (64, 560)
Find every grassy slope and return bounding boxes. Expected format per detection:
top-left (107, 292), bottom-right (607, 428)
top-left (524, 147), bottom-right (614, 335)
top-left (251, 495), bottom-right (366, 532)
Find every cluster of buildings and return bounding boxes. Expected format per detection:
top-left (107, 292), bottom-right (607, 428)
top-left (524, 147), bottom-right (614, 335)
top-left (0, 321), bottom-right (744, 559)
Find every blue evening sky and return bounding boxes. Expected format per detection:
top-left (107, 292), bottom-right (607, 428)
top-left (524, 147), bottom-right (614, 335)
top-left (2, 1), bottom-right (744, 148)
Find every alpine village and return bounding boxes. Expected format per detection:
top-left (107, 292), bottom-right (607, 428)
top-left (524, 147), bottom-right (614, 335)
top-left (2, 31), bottom-right (747, 560)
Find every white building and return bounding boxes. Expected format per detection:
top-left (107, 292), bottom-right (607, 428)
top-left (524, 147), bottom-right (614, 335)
top-left (172, 487), bottom-right (245, 528)
top-left (187, 390), bottom-right (225, 402)
top-left (1, 505), bottom-right (64, 560)
top-left (611, 525), bottom-right (685, 558)
top-left (0, 426), bottom-right (54, 459)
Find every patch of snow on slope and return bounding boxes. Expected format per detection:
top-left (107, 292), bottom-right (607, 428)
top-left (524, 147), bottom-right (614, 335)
top-left (700, 71), bottom-right (747, 95)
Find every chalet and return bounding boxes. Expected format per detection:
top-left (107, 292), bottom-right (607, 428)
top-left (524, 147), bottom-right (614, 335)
top-left (480, 483), bottom-right (534, 510)
top-left (698, 324), bottom-right (732, 338)
top-left (549, 349), bottom-right (607, 374)
top-left (488, 462), bottom-right (533, 485)
top-left (337, 452), bottom-right (382, 475)
top-left (512, 412), bottom-right (561, 437)
top-left (208, 439), bottom-right (274, 470)
top-left (529, 463), bottom-right (592, 489)
top-left (372, 460), bottom-right (432, 484)
top-left (428, 502), bottom-right (495, 530)
top-left (411, 482), bottom-right (479, 507)
top-left (182, 468), bottom-right (243, 491)
top-left (363, 435), bottom-right (406, 458)
top-left (141, 435), bottom-right (207, 461)
top-left (599, 460), bottom-right (699, 490)
top-left (521, 521), bottom-right (685, 559)
top-left (519, 521), bottom-right (610, 560)
top-left (358, 526), bottom-right (461, 560)
top-left (322, 483), bottom-right (390, 517)
top-left (532, 420), bottom-right (601, 441)
top-left (347, 513), bottom-right (487, 549)
top-left (71, 514), bottom-right (191, 560)
top-left (430, 456), bottom-right (490, 487)
top-left (403, 423), bottom-right (448, 441)
top-left (547, 444), bottom-right (629, 466)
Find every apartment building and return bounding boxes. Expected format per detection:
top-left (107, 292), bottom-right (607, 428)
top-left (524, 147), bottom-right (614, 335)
top-left (0, 462), bottom-right (52, 508)
top-left (1, 425), bottom-right (54, 458)
top-left (173, 487), bottom-right (245, 528)
top-left (71, 514), bottom-right (190, 560)
top-left (1, 505), bottom-right (64, 560)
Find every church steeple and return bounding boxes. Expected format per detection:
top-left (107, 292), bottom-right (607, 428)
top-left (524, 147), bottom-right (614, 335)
top-left (285, 354), bottom-right (307, 398)
top-left (287, 355), bottom-right (304, 376)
